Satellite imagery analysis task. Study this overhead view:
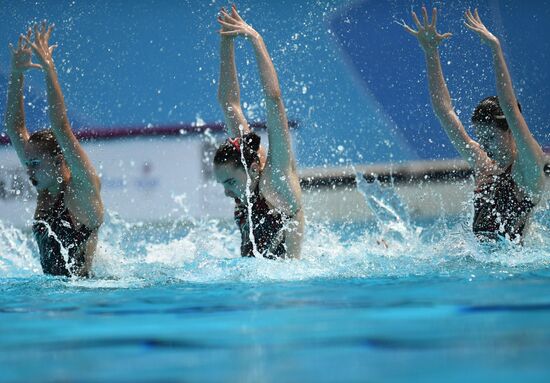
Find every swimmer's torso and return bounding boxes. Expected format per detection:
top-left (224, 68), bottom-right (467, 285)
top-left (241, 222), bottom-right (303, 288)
top-left (33, 185), bottom-right (96, 276)
top-left (473, 165), bottom-right (534, 241)
top-left (234, 186), bottom-right (299, 259)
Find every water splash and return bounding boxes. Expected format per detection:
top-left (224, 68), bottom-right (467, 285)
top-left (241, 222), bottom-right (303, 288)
top-left (355, 172), bottom-right (415, 244)
top-left (34, 219), bottom-right (76, 276)
top-left (0, 221), bottom-right (41, 277)
top-left (237, 124), bottom-right (261, 258)
top-left (0, 185), bottom-right (549, 286)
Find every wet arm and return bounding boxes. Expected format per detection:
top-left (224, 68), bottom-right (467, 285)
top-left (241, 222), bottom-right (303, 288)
top-left (404, 7), bottom-right (488, 170)
top-left (43, 65), bottom-right (103, 227)
top-left (424, 48), bottom-right (487, 168)
top-left (249, 34), bottom-right (301, 214)
top-left (4, 72), bottom-right (30, 163)
top-left (489, 41), bottom-right (544, 198)
top-left (217, 37), bottom-right (250, 137)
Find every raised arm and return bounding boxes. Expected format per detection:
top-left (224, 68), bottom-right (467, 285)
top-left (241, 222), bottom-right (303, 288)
top-left (403, 7), bottom-right (491, 171)
top-left (24, 22), bottom-right (102, 227)
top-left (219, 6), bottom-right (300, 215)
top-left (217, 13), bottom-right (250, 138)
top-left (4, 30), bottom-right (42, 164)
top-left (465, 9), bottom-right (545, 200)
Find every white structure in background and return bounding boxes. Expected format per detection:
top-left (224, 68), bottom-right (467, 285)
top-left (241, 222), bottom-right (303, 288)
top-left (0, 132), bottom-right (234, 227)
top-left (1, 132), bottom-right (548, 228)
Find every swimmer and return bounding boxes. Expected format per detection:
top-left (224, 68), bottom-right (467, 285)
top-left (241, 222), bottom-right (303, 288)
top-left (4, 23), bottom-right (103, 276)
top-left (214, 5), bottom-right (304, 258)
top-left (403, 7), bottom-right (545, 242)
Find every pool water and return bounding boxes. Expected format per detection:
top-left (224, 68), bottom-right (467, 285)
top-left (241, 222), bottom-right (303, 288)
top-left (1, 193), bottom-right (550, 382)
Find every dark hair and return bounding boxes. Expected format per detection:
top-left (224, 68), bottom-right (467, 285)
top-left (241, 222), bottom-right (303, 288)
top-left (28, 129), bottom-right (62, 157)
top-left (471, 96), bottom-right (522, 131)
top-left (213, 132), bottom-right (261, 169)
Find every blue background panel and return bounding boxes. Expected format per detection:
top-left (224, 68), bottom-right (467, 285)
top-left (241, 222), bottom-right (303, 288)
top-left (0, 0), bottom-right (548, 165)
top-left (331, 0), bottom-right (550, 160)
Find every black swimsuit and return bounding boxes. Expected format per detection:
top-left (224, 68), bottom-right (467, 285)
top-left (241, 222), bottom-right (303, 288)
top-left (234, 187), bottom-right (296, 259)
top-left (32, 187), bottom-right (94, 276)
top-left (473, 165), bottom-right (534, 242)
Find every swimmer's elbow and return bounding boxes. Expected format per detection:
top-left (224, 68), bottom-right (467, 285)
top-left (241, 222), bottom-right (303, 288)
top-left (522, 166), bottom-right (546, 203)
top-left (88, 201), bottom-right (105, 230)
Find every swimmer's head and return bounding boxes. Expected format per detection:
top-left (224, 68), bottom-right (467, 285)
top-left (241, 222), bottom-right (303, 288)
top-left (213, 132), bottom-right (261, 201)
top-left (472, 96), bottom-right (520, 166)
top-left (25, 129), bottom-right (67, 191)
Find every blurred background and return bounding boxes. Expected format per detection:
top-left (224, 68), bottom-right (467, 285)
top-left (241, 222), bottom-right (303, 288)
top-left (0, 0), bottom-right (549, 223)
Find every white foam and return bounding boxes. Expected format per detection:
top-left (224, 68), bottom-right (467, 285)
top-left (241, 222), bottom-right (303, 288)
top-left (1, 188), bottom-right (548, 287)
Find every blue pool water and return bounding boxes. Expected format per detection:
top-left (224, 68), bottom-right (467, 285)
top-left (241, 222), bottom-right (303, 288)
top-left (1, 195), bottom-right (550, 382)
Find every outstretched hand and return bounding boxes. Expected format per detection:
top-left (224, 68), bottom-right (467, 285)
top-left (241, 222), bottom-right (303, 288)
top-left (464, 9), bottom-right (499, 46)
top-left (9, 29), bottom-right (42, 73)
top-left (217, 5), bottom-right (259, 40)
top-left (22, 21), bottom-right (57, 71)
top-left (403, 6), bottom-right (451, 52)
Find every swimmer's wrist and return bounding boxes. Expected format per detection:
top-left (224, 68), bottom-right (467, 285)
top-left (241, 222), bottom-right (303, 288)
top-left (422, 45), bottom-right (439, 57)
top-left (10, 67), bottom-right (25, 76)
top-left (8, 71), bottom-right (24, 89)
top-left (42, 62), bottom-right (57, 77)
top-left (248, 32), bottom-right (262, 44)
